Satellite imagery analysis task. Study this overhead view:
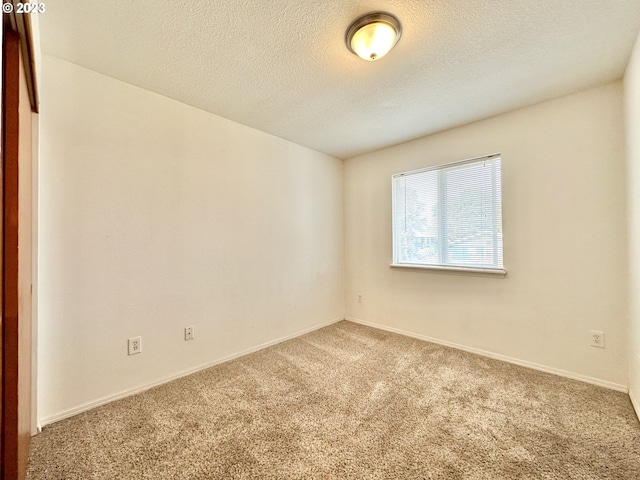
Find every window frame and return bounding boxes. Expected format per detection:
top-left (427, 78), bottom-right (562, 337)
top-left (390, 153), bottom-right (506, 275)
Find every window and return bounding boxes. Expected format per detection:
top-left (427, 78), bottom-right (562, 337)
top-left (392, 154), bottom-right (504, 273)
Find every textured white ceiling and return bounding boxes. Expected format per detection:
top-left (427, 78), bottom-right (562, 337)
top-left (40, 0), bottom-right (640, 159)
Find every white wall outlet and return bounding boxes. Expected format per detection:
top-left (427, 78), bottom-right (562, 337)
top-left (185, 326), bottom-right (195, 341)
top-left (590, 330), bottom-right (605, 348)
top-left (128, 336), bottom-right (142, 355)
top-left (357, 294), bottom-right (363, 303)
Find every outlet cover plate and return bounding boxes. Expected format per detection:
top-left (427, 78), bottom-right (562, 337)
top-left (590, 330), bottom-right (605, 348)
top-left (185, 326), bottom-right (195, 341)
top-left (128, 336), bottom-right (142, 355)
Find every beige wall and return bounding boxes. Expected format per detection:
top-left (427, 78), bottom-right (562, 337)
top-left (345, 83), bottom-right (628, 389)
top-left (625, 31), bottom-right (640, 414)
top-left (38, 56), bottom-right (345, 424)
top-left (38, 51), bottom-right (636, 425)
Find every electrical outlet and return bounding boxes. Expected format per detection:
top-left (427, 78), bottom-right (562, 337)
top-left (185, 326), bottom-right (195, 341)
top-left (357, 294), bottom-right (363, 304)
top-left (590, 330), bottom-right (605, 348)
top-left (128, 336), bottom-right (142, 355)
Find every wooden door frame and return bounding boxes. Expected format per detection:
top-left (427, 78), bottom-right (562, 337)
top-left (1, 4), bottom-right (38, 479)
top-left (2, 24), bottom-right (22, 479)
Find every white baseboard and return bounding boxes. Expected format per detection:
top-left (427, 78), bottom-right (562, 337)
top-left (39, 316), bottom-right (344, 428)
top-left (346, 316), bottom-right (629, 393)
top-left (630, 388), bottom-right (640, 421)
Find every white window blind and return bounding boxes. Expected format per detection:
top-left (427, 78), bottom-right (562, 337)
top-left (392, 154), bottom-right (503, 272)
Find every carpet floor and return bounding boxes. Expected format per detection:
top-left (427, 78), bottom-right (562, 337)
top-left (28, 321), bottom-right (640, 479)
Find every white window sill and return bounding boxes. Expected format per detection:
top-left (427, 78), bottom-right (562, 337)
top-left (390, 263), bottom-right (507, 277)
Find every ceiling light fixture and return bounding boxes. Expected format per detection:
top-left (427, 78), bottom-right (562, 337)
top-left (346, 12), bottom-right (402, 61)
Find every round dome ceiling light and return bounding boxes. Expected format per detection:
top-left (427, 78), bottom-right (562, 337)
top-left (346, 12), bottom-right (402, 61)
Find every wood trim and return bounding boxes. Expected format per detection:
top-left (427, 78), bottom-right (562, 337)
top-left (2, 14), bottom-right (33, 479)
top-left (2, 25), bottom-right (22, 480)
top-left (0, 7), bottom-right (4, 468)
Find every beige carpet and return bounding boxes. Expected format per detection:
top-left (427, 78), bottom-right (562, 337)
top-left (28, 321), bottom-right (640, 479)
